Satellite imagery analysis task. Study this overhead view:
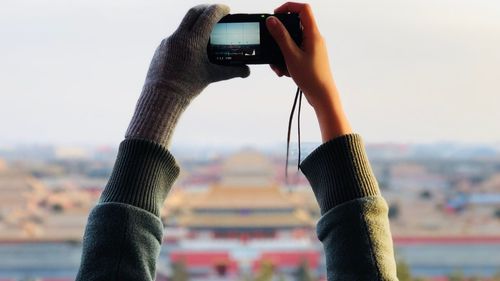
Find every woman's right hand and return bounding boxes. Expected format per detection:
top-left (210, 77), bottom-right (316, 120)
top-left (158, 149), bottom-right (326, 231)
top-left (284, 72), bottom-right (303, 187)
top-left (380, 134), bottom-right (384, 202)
top-left (266, 2), bottom-right (337, 110)
top-left (266, 2), bottom-right (352, 142)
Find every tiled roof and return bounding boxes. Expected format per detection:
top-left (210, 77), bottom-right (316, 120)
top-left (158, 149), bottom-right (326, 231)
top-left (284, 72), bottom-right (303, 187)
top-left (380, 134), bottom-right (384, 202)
top-left (188, 185), bottom-right (296, 209)
top-left (179, 212), bottom-right (313, 228)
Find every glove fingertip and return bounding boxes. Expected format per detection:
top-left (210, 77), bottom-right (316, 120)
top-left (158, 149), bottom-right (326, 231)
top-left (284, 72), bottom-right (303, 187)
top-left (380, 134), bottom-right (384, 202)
top-left (219, 4), bottom-right (230, 15)
top-left (231, 65), bottom-right (251, 79)
top-left (211, 64), bottom-right (250, 82)
top-left (240, 65), bottom-right (251, 78)
top-left (212, 3), bottom-right (230, 14)
top-left (178, 4), bottom-right (208, 31)
top-left (194, 4), bottom-right (230, 35)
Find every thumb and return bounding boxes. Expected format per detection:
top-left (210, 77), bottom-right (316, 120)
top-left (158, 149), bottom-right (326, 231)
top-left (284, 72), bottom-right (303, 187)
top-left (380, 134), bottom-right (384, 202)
top-left (266, 16), bottom-right (301, 61)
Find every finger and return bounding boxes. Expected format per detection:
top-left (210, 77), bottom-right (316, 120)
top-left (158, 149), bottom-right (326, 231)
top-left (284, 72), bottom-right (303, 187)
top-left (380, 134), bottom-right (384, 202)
top-left (270, 64), bottom-right (288, 77)
top-left (271, 64), bottom-right (290, 77)
top-left (193, 4), bottom-right (230, 37)
top-left (177, 4), bottom-right (208, 32)
top-left (213, 64), bottom-right (251, 81)
top-left (270, 64), bottom-right (283, 76)
top-left (266, 16), bottom-right (301, 61)
top-left (274, 2), bottom-right (319, 37)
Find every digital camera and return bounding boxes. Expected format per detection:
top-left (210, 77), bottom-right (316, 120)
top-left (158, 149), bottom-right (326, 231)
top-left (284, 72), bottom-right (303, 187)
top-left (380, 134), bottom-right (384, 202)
top-left (207, 13), bottom-right (302, 66)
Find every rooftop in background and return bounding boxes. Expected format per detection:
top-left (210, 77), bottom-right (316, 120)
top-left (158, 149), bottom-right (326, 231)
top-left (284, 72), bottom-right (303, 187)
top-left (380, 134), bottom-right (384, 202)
top-left (1, 141), bottom-right (499, 162)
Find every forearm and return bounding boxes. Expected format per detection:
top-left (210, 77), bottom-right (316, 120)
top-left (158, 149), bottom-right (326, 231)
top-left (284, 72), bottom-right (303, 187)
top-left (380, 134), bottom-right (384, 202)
top-left (300, 134), bottom-right (379, 211)
top-left (76, 139), bottom-right (180, 280)
top-left (125, 84), bottom-right (191, 149)
top-left (76, 4), bottom-right (250, 280)
top-left (318, 196), bottom-right (398, 281)
top-left (76, 203), bottom-right (164, 281)
top-left (300, 134), bottom-right (398, 280)
top-left (311, 88), bottom-right (353, 143)
top-left (98, 138), bottom-right (180, 216)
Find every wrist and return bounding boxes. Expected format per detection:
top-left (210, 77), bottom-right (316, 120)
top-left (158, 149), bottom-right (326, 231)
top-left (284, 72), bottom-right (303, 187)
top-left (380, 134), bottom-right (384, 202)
top-left (306, 81), bottom-right (340, 110)
top-left (312, 95), bottom-right (352, 143)
top-left (126, 84), bottom-right (191, 148)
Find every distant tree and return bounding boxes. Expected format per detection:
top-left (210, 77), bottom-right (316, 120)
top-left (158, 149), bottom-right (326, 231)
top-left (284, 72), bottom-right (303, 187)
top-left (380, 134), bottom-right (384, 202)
top-left (494, 208), bottom-right (500, 220)
top-left (255, 261), bottom-right (274, 281)
top-left (388, 203), bottom-right (400, 219)
top-left (419, 190), bottom-right (433, 200)
top-left (447, 270), bottom-right (465, 281)
top-left (378, 182), bottom-right (388, 190)
top-left (295, 259), bottom-right (314, 281)
top-left (396, 259), bottom-right (412, 281)
top-left (171, 261), bottom-right (189, 281)
top-left (215, 262), bottom-right (228, 277)
top-left (65, 238), bottom-right (80, 246)
top-left (51, 203), bottom-right (64, 213)
top-left (378, 167), bottom-right (391, 190)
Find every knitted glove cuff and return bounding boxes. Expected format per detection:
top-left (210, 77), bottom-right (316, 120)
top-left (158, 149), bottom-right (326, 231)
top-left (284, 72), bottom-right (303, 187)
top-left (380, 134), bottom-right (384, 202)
top-left (125, 83), bottom-right (191, 148)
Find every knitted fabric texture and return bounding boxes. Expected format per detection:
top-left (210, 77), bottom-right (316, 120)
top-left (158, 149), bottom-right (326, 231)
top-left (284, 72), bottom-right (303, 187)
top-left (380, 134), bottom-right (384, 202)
top-left (99, 138), bottom-right (180, 216)
top-left (300, 134), bottom-right (380, 214)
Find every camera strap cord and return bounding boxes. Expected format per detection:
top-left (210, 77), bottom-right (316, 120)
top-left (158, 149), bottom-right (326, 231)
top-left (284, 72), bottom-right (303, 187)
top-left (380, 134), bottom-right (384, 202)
top-left (285, 86), bottom-right (303, 184)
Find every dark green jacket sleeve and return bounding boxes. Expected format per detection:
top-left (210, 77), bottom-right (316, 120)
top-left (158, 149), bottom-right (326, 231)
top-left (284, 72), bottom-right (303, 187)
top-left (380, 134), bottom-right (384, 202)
top-left (76, 139), bottom-right (180, 281)
top-left (76, 134), bottom-right (397, 281)
top-left (300, 134), bottom-right (398, 281)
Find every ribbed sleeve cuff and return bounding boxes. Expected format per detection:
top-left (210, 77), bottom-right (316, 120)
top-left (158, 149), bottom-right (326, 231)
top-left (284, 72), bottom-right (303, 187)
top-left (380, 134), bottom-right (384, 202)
top-left (299, 134), bottom-right (380, 215)
top-left (125, 84), bottom-right (191, 148)
top-left (99, 138), bottom-right (180, 217)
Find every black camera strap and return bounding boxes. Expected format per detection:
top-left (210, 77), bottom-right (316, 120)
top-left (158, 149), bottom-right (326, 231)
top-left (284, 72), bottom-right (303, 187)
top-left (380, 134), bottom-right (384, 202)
top-left (285, 86), bottom-right (303, 184)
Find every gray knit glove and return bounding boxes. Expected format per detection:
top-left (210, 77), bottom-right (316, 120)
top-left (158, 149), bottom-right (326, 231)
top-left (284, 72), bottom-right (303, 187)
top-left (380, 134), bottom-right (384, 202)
top-left (126, 4), bottom-right (250, 148)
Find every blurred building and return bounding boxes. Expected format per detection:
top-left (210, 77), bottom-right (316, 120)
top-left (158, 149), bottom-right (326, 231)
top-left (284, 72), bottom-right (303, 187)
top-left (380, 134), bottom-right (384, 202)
top-left (0, 158), bottom-right (47, 240)
top-left (0, 158), bottom-right (93, 242)
top-left (163, 150), bottom-right (321, 280)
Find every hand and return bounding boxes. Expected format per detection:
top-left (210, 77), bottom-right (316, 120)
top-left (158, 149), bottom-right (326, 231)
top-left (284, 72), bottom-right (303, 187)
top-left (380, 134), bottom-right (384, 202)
top-left (145, 4), bottom-right (250, 97)
top-left (126, 4), bottom-right (250, 148)
top-left (266, 2), bottom-right (352, 142)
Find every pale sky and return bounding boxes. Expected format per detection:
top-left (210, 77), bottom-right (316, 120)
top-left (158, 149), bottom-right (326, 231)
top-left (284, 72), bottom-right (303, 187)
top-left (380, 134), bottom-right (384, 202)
top-left (0, 0), bottom-right (499, 148)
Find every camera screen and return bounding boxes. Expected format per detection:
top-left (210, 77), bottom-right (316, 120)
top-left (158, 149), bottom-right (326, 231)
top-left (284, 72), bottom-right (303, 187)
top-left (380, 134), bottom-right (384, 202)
top-left (210, 22), bottom-right (261, 59)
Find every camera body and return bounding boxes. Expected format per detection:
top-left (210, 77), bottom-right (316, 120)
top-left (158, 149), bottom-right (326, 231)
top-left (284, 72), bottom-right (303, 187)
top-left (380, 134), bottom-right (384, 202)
top-left (207, 13), bottom-right (302, 66)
